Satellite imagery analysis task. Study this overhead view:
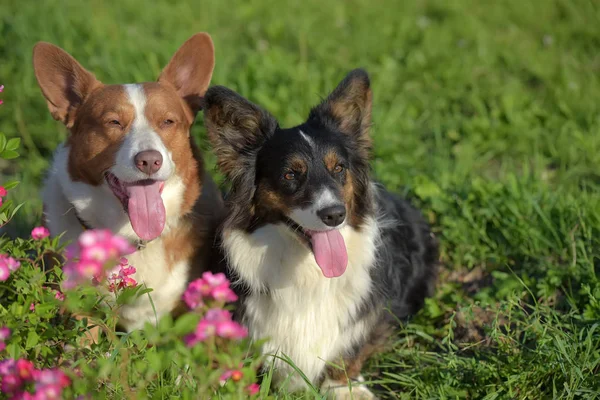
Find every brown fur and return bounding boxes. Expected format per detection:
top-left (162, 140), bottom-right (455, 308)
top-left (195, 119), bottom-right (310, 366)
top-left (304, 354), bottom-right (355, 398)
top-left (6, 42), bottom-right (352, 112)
top-left (323, 150), bottom-right (339, 172)
top-left (32, 42), bottom-right (103, 128)
top-left (203, 92), bottom-right (277, 178)
top-left (33, 33), bottom-right (223, 340)
top-left (309, 70), bottom-right (374, 228)
top-left (329, 77), bottom-right (373, 143)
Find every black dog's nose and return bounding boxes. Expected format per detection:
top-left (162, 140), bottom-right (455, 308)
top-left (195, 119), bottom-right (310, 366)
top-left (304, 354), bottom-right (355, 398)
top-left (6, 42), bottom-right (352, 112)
top-left (317, 205), bottom-right (346, 227)
top-left (134, 150), bottom-right (163, 175)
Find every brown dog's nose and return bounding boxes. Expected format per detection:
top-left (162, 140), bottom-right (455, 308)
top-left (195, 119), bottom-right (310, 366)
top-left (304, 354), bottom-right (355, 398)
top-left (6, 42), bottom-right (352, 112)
top-left (134, 150), bottom-right (163, 175)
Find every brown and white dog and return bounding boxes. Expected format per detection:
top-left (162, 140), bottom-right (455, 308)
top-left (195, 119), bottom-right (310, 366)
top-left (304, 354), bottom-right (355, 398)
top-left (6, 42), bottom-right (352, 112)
top-left (33, 33), bottom-right (224, 332)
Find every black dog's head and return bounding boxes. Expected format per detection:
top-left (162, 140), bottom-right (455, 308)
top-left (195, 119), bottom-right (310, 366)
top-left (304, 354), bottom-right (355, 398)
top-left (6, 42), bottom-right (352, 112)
top-left (204, 69), bottom-right (374, 277)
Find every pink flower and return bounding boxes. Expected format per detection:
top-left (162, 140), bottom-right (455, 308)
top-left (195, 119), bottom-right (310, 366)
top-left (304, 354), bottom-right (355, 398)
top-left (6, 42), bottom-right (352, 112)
top-left (205, 308), bottom-right (232, 322)
top-left (0, 359), bottom-right (70, 399)
top-left (0, 85), bottom-right (4, 92)
top-left (16, 359), bottom-right (35, 380)
top-left (219, 369), bottom-right (233, 383)
top-left (0, 373), bottom-right (21, 393)
top-left (181, 272), bottom-right (238, 309)
top-left (106, 261), bottom-right (138, 293)
top-left (29, 303), bottom-right (36, 312)
top-left (246, 383), bottom-right (260, 396)
top-left (80, 244), bottom-right (110, 263)
top-left (120, 265), bottom-right (136, 276)
top-left (0, 186), bottom-right (7, 197)
top-left (78, 230), bottom-right (101, 247)
top-left (0, 254), bottom-right (20, 281)
top-left (194, 319), bottom-right (218, 341)
top-left (63, 230), bottom-right (136, 290)
top-left (202, 271), bottom-right (228, 287)
top-left (121, 276), bottom-right (137, 288)
top-left (211, 284), bottom-right (238, 302)
top-left (185, 308), bottom-right (247, 346)
top-left (0, 100), bottom-right (3, 106)
top-left (33, 384), bottom-right (62, 399)
top-left (7, 257), bottom-right (20, 272)
top-left (0, 263), bottom-right (9, 281)
top-left (0, 342), bottom-right (5, 351)
top-left (0, 358), bottom-right (15, 374)
top-left (0, 326), bottom-right (11, 341)
top-left (219, 369), bottom-right (243, 384)
top-left (182, 281), bottom-right (204, 310)
top-left (33, 368), bottom-right (70, 389)
top-left (54, 291), bottom-right (65, 301)
top-left (76, 260), bottom-right (103, 278)
top-left (110, 235), bottom-right (135, 255)
top-left (31, 226), bottom-right (50, 240)
top-left (183, 333), bottom-right (200, 347)
top-left (216, 320), bottom-right (247, 339)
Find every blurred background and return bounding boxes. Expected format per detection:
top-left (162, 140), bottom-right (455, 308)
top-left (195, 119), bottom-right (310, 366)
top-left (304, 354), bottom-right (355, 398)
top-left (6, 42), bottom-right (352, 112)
top-left (1, 0), bottom-right (600, 396)
top-left (1, 0), bottom-right (598, 236)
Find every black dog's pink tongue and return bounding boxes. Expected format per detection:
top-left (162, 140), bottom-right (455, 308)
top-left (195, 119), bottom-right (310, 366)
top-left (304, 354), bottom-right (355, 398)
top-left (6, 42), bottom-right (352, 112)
top-left (126, 181), bottom-right (165, 241)
top-left (310, 230), bottom-right (348, 278)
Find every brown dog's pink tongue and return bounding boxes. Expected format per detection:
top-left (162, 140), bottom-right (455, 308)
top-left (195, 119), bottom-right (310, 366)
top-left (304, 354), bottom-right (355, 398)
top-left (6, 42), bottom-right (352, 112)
top-left (310, 230), bottom-right (348, 278)
top-left (126, 181), bottom-right (166, 241)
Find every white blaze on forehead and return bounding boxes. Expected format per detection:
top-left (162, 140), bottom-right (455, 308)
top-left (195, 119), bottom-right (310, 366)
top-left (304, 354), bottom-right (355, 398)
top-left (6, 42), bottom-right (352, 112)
top-left (111, 84), bottom-right (174, 183)
top-left (299, 130), bottom-right (316, 150)
top-left (289, 187), bottom-right (344, 231)
top-left (125, 84), bottom-right (147, 123)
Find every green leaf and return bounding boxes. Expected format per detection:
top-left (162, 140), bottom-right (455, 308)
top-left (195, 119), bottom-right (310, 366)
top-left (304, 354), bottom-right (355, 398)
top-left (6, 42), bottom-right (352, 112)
top-left (25, 330), bottom-right (40, 349)
top-left (0, 149), bottom-right (20, 160)
top-left (3, 180), bottom-right (20, 190)
top-left (172, 312), bottom-right (200, 335)
top-left (146, 349), bottom-right (162, 373)
top-left (9, 203), bottom-right (24, 219)
top-left (6, 137), bottom-right (20, 151)
top-left (0, 134), bottom-right (6, 152)
top-left (116, 285), bottom-right (152, 305)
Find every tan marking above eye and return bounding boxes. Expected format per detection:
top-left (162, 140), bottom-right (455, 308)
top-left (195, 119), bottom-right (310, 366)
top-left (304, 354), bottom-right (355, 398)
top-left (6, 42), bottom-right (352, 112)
top-left (324, 150), bottom-right (340, 171)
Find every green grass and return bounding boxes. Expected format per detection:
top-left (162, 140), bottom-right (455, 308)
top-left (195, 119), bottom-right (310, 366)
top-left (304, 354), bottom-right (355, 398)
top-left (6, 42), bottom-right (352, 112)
top-left (1, 0), bottom-right (600, 398)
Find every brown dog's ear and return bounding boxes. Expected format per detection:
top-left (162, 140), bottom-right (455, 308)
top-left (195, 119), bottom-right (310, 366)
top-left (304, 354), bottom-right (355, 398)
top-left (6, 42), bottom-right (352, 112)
top-left (33, 43), bottom-right (102, 128)
top-left (203, 86), bottom-right (277, 178)
top-left (158, 33), bottom-right (215, 117)
top-left (309, 69), bottom-right (372, 142)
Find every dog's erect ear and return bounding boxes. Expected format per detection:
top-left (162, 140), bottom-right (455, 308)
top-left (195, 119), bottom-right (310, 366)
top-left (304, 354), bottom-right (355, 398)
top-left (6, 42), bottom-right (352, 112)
top-left (310, 69), bottom-right (372, 141)
top-left (203, 86), bottom-right (277, 178)
top-left (158, 33), bottom-right (215, 118)
top-left (33, 43), bottom-right (102, 128)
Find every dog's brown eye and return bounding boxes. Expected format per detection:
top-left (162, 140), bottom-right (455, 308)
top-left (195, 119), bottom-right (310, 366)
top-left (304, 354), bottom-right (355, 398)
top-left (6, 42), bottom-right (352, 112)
top-left (284, 171), bottom-right (296, 180)
top-left (333, 164), bottom-right (344, 174)
top-left (109, 120), bottom-right (122, 127)
top-left (163, 119), bottom-right (174, 126)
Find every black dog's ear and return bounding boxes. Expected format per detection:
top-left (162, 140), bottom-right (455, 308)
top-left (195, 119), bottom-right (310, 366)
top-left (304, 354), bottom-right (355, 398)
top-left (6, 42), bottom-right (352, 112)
top-left (309, 69), bottom-right (372, 142)
top-left (203, 86), bottom-right (278, 178)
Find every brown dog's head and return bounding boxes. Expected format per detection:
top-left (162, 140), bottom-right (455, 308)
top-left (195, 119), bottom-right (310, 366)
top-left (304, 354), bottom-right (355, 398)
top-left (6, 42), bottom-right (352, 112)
top-left (34, 33), bottom-right (214, 241)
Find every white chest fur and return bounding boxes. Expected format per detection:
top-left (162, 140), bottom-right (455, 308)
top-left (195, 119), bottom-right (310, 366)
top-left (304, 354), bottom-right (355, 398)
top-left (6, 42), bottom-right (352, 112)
top-left (42, 144), bottom-right (190, 332)
top-left (117, 243), bottom-right (189, 331)
top-left (223, 219), bottom-right (379, 390)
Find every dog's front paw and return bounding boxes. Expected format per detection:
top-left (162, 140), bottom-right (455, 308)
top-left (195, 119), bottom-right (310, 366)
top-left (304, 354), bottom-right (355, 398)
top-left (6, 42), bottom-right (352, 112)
top-left (321, 376), bottom-right (378, 400)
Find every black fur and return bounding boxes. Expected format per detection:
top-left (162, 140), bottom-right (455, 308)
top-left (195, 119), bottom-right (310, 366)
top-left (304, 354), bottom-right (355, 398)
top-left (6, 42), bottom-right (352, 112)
top-left (203, 69), bottom-right (438, 389)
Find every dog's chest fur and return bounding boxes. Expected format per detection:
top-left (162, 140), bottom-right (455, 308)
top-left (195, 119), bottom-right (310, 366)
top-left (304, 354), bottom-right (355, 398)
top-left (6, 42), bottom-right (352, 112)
top-left (223, 218), bottom-right (379, 389)
top-left (43, 144), bottom-right (190, 332)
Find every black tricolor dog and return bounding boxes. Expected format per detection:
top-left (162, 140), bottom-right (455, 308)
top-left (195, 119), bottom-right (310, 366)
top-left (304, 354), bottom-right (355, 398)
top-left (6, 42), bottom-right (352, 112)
top-left (203, 69), bottom-right (438, 398)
